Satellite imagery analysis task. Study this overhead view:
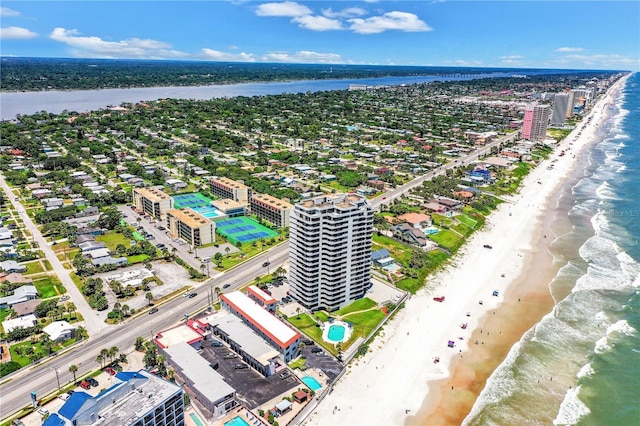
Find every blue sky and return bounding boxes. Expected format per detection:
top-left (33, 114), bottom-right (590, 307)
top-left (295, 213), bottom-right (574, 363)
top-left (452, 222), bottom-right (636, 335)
top-left (1, 1), bottom-right (638, 70)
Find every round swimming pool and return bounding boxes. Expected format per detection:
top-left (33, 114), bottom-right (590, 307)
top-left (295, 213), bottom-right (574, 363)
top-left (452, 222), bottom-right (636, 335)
top-left (327, 324), bottom-right (346, 341)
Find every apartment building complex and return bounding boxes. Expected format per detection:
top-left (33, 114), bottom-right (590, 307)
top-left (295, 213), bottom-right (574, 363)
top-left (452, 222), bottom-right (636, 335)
top-left (132, 187), bottom-right (173, 219)
top-left (209, 177), bottom-right (251, 203)
top-left (289, 193), bottom-right (373, 312)
top-left (166, 208), bottom-right (215, 247)
top-left (250, 193), bottom-right (293, 228)
top-left (522, 104), bottom-right (551, 141)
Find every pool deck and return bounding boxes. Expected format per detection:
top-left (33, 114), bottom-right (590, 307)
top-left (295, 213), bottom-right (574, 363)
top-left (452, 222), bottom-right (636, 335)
top-left (215, 406), bottom-right (267, 426)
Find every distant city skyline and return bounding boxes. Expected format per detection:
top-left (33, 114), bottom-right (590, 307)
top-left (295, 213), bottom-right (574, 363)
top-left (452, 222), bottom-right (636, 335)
top-left (1, 1), bottom-right (638, 71)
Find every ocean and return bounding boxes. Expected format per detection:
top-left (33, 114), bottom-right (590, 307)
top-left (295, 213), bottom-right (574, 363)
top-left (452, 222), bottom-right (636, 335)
top-left (463, 72), bottom-right (640, 426)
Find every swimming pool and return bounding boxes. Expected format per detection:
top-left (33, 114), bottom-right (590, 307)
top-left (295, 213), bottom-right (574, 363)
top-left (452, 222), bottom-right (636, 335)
top-left (224, 416), bottom-right (250, 426)
top-left (327, 324), bottom-right (346, 341)
top-left (191, 205), bottom-right (220, 218)
top-left (301, 375), bottom-right (322, 391)
top-left (190, 413), bottom-right (205, 426)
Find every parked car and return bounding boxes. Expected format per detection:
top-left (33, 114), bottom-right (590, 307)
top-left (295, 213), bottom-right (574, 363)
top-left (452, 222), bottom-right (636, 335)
top-left (87, 377), bottom-right (99, 387)
top-left (279, 371), bottom-right (290, 380)
top-left (223, 353), bottom-right (237, 359)
top-left (149, 308), bottom-right (159, 315)
top-left (36, 408), bottom-right (49, 416)
top-left (311, 347), bottom-right (322, 353)
top-left (211, 340), bottom-right (223, 347)
top-left (234, 363), bottom-right (248, 370)
top-left (66, 390), bottom-right (75, 396)
top-left (80, 381), bottom-right (91, 390)
top-left (303, 339), bottom-right (314, 345)
top-left (58, 393), bottom-right (70, 401)
top-left (105, 367), bottom-right (116, 376)
top-left (157, 226), bottom-right (165, 231)
top-left (483, 244), bottom-right (493, 249)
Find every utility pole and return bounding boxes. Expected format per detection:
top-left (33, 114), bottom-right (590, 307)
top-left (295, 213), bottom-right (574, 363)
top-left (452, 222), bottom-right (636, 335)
top-left (52, 367), bottom-right (61, 392)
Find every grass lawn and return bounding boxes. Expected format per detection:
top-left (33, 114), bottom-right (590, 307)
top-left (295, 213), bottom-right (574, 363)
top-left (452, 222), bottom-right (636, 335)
top-left (0, 308), bottom-right (11, 330)
top-left (335, 298), bottom-right (377, 316)
top-left (456, 213), bottom-right (479, 229)
top-left (372, 233), bottom-right (414, 265)
top-left (287, 313), bottom-right (327, 349)
top-left (341, 309), bottom-right (387, 350)
top-left (96, 233), bottom-right (131, 251)
top-left (33, 276), bottom-right (65, 298)
top-left (428, 229), bottom-right (463, 252)
top-left (395, 277), bottom-right (422, 293)
top-left (126, 254), bottom-right (149, 264)
top-left (290, 357), bottom-right (307, 370)
top-left (24, 261), bottom-right (45, 275)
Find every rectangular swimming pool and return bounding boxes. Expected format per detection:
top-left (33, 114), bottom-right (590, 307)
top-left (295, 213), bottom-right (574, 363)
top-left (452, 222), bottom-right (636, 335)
top-left (190, 413), bottom-right (205, 426)
top-left (301, 375), bottom-right (322, 391)
top-left (224, 416), bottom-right (251, 426)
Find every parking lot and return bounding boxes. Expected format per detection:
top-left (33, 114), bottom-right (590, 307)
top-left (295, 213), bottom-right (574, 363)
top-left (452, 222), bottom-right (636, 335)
top-left (117, 205), bottom-right (239, 272)
top-left (298, 343), bottom-right (343, 382)
top-left (200, 341), bottom-right (302, 409)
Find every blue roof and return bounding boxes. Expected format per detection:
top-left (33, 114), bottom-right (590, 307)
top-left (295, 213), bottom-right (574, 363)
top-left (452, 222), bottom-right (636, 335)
top-left (42, 413), bottom-right (66, 426)
top-left (96, 382), bottom-right (122, 398)
top-left (58, 391), bottom-right (91, 419)
top-left (371, 248), bottom-right (390, 261)
top-left (115, 370), bottom-right (146, 382)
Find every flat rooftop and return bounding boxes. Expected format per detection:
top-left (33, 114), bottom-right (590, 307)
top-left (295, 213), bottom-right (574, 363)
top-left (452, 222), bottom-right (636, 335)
top-left (90, 370), bottom-right (181, 425)
top-left (221, 291), bottom-right (299, 348)
top-left (164, 342), bottom-right (235, 403)
top-left (208, 311), bottom-right (280, 366)
top-left (134, 187), bottom-right (171, 201)
top-left (155, 323), bottom-right (203, 348)
top-left (211, 198), bottom-right (247, 211)
top-left (167, 208), bottom-right (212, 228)
top-left (246, 285), bottom-right (277, 305)
top-left (251, 193), bottom-right (293, 210)
top-left (211, 176), bottom-right (249, 190)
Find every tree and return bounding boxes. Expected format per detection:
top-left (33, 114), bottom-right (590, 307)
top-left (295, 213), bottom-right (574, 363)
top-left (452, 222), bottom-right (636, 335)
top-left (225, 246), bottom-right (231, 256)
top-left (296, 307), bottom-right (301, 319)
top-left (134, 336), bottom-right (146, 352)
top-left (69, 364), bottom-right (78, 382)
top-left (96, 353), bottom-right (104, 368)
top-left (108, 346), bottom-right (119, 364)
top-left (145, 292), bottom-right (153, 306)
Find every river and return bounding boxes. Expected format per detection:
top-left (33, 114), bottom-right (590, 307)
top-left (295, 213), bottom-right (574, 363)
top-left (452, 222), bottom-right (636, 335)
top-left (2, 72), bottom-right (523, 120)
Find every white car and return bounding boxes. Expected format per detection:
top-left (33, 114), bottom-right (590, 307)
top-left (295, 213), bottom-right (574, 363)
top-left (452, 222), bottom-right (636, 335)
top-left (58, 393), bottom-right (70, 401)
top-left (37, 407), bottom-right (49, 416)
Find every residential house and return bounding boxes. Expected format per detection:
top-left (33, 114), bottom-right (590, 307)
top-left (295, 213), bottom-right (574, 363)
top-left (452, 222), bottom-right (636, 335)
top-left (11, 299), bottom-right (40, 318)
top-left (0, 285), bottom-right (38, 309)
top-left (393, 223), bottom-right (428, 248)
top-left (43, 321), bottom-right (77, 342)
top-left (396, 213), bottom-right (432, 228)
top-left (0, 260), bottom-right (27, 274)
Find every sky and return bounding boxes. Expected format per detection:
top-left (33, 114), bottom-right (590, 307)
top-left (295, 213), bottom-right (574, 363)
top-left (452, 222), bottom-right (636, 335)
top-left (1, 1), bottom-right (638, 71)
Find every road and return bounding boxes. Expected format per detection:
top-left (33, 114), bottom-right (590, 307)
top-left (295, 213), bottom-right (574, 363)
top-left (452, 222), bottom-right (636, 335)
top-left (0, 174), bottom-right (107, 336)
top-left (0, 133), bottom-right (516, 419)
top-left (0, 241), bottom-right (289, 420)
top-left (369, 131), bottom-right (519, 210)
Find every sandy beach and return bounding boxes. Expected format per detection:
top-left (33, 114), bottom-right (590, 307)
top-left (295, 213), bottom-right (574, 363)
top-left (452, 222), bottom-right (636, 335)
top-left (304, 77), bottom-right (627, 426)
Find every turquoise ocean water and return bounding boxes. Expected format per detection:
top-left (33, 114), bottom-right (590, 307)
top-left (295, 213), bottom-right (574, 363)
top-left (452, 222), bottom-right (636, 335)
top-left (463, 72), bottom-right (640, 426)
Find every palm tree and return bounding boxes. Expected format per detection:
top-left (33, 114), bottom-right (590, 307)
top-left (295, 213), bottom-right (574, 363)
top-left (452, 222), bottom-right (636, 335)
top-left (225, 246), bottom-right (230, 256)
top-left (96, 354), bottom-right (104, 368)
top-left (121, 304), bottom-right (130, 318)
top-left (200, 263), bottom-right (206, 276)
top-left (67, 302), bottom-right (76, 320)
top-left (69, 364), bottom-right (78, 382)
top-left (171, 246), bottom-right (177, 260)
top-left (108, 346), bottom-right (119, 364)
top-left (145, 292), bottom-right (153, 306)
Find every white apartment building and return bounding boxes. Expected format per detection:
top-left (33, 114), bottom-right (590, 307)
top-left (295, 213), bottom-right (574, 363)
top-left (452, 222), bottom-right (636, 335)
top-left (289, 193), bottom-right (373, 312)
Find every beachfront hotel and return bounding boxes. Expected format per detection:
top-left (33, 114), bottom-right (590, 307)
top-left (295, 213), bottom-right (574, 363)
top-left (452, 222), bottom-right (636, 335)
top-left (166, 208), bottom-right (215, 247)
top-left (522, 104), bottom-right (551, 141)
top-left (250, 193), bottom-right (293, 228)
top-left (289, 193), bottom-right (373, 312)
top-left (132, 187), bottom-right (173, 219)
top-left (219, 291), bottom-right (300, 362)
top-left (209, 177), bottom-right (252, 203)
top-left (211, 198), bottom-right (248, 217)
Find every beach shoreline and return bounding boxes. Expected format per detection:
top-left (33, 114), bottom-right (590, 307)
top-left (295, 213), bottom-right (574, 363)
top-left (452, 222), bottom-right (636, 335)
top-left (304, 75), bottom-right (629, 426)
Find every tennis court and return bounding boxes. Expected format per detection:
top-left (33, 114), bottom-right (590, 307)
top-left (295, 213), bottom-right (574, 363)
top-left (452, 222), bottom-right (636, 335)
top-left (215, 216), bottom-right (278, 244)
top-left (173, 193), bottom-right (221, 218)
top-left (173, 192), bottom-right (213, 209)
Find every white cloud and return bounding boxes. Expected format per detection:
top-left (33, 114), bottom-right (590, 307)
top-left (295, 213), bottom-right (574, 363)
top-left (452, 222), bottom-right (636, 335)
top-left (444, 59), bottom-right (483, 66)
top-left (0, 7), bottom-right (20, 17)
top-left (349, 11), bottom-right (432, 34)
top-left (321, 7), bottom-right (367, 19)
top-left (49, 28), bottom-right (186, 59)
top-left (556, 47), bottom-right (585, 52)
top-left (200, 48), bottom-right (256, 62)
top-left (292, 15), bottom-right (343, 31)
top-left (553, 53), bottom-right (638, 69)
top-left (0, 26), bottom-right (37, 39)
top-left (500, 55), bottom-right (523, 60)
top-left (261, 50), bottom-right (344, 63)
top-left (255, 1), bottom-right (311, 17)
top-left (499, 55), bottom-right (524, 65)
